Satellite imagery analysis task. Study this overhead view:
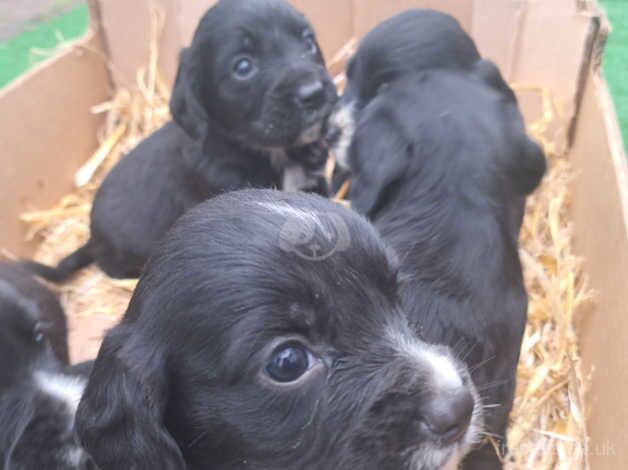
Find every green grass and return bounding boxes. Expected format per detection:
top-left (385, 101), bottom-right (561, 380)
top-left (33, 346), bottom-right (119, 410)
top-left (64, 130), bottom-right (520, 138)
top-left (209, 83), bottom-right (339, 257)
top-left (599, 0), bottom-right (628, 155)
top-left (0, 3), bottom-right (89, 88)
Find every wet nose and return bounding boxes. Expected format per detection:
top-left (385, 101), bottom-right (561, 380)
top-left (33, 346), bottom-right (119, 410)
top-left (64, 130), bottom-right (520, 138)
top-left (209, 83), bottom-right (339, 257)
top-left (420, 389), bottom-right (474, 445)
top-left (296, 80), bottom-right (326, 109)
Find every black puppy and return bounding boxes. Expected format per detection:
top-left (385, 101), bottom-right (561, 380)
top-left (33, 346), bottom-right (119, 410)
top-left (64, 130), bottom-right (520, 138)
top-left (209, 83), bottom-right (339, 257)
top-left (24, 0), bottom-right (337, 282)
top-left (76, 190), bottom-right (483, 470)
top-left (328, 12), bottom-right (545, 469)
top-left (0, 262), bottom-right (69, 364)
top-left (0, 265), bottom-right (91, 469)
top-left (329, 9), bottom-right (512, 174)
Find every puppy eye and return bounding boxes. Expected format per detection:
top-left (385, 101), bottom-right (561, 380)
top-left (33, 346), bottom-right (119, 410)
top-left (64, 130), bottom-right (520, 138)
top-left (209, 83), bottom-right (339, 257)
top-left (266, 342), bottom-right (313, 383)
top-left (32, 323), bottom-right (46, 344)
top-left (303, 34), bottom-right (318, 55)
top-left (232, 57), bottom-right (256, 80)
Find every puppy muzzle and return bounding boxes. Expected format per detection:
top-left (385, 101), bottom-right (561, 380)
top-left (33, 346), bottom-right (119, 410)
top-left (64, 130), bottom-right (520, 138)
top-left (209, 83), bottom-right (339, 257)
top-left (373, 330), bottom-right (484, 469)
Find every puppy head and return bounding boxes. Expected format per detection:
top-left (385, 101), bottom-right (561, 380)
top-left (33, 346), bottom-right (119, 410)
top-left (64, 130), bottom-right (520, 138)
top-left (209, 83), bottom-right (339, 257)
top-left (76, 189), bottom-right (482, 470)
top-left (0, 262), bottom-right (69, 365)
top-left (171, 0), bottom-right (337, 148)
top-left (345, 71), bottom-right (545, 218)
top-left (0, 279), bottom-right (60, 391)
top-left (327, 9), bottom-right (479, 167)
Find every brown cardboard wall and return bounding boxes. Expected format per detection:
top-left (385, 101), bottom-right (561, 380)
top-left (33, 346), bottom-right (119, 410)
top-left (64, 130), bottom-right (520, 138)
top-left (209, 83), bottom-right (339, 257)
top-left (571, 73), bottom-right (628, 470)
top-left (97, 0), bottom-right (600, 144)
top-left (0, 31), bottom-right (111, 256)
top-left (352, 0), bottom-right (473, 36)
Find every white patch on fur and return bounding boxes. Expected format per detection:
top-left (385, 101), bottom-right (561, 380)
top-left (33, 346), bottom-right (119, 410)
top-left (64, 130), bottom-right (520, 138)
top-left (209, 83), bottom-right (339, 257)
top-left (256, 201), bottom-right (323, 228)
top-left (65, 446), bottom-right (86, 467)
top-left (282, 165), bottom-right (309, 193)
top-left (269, 148), bottom-right (289, 170)
top-left (34, 371), bottom-right (86, 415)
top-left (328, 103), bottom-right (355, 169)
top-left (388, 329), bottom-right (463, 390)
top-left (388, 328), bottom-right (485, 469)
top-left (421, 348), bottom-right (464, 389)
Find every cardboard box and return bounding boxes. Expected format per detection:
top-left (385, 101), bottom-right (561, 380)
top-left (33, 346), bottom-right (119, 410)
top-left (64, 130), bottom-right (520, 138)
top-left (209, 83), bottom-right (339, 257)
top-left (0, 0), bottom-right (626, 468)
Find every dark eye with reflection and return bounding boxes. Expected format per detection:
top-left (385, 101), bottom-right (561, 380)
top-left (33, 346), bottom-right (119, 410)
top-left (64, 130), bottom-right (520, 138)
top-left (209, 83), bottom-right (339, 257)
top-left (304, 34), bottom-right (318, 55)
top-left (33, 323), bottom-right (46, 344)
top-left (266, 342), bottom-right (312, 383)
top-left (232, 57), bottom-right (256, 80)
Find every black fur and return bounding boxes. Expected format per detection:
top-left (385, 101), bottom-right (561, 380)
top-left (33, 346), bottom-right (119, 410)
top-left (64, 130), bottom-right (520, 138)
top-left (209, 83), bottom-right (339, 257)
top-left (0, 262), bottom-right (69, 364)
top-left (76, 190), bottom-right (482, 470)
top-left (0, 263), bottom-right (91, 468)
top-left (24, 0), bottom-right (337, 282)
top-left (329, 10), bottom-right (545, 469)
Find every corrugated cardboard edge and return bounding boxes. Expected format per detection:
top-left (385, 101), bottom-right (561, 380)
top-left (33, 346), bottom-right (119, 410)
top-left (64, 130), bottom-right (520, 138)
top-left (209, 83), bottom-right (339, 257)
top-left (568, 2), bottom-right (605, 145)
top-left (0, 7), bottom-right (112, 256)
top-left (569, 4), bottom-right (628, 467)
top-left (571, 73), bottom-right (628, 470)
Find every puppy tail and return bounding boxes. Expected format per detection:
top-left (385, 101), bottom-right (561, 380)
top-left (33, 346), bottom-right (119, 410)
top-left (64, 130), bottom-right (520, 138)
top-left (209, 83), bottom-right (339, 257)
top-left (20, 242), bottom-right (94, 283)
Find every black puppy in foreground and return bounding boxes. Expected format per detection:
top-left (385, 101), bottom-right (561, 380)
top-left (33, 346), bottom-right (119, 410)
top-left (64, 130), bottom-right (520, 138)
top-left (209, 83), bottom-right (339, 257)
top-left (0, 263), bottom-right (91, 468)
top-left (328, 10), bottom-right (546, 469)
top-left (76, 190), bottom-right (483, 470)
top-left (25, 0), bottom-right (337, 282)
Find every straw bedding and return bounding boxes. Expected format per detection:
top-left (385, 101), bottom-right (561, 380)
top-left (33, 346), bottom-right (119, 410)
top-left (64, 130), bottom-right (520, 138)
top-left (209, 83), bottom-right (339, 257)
top-left (8, 15), bottom-right (593, 469)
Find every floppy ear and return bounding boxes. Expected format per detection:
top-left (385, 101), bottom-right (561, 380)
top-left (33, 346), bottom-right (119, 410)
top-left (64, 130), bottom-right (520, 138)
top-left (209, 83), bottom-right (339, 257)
top-left (170, 47), bottom-right (209, 140)
top-left (509, 135), bottom-right (546, 194)
top-left (349, 113), bottom-right (411, 216)
top-left (473, 60), bottom-right (546, 194)
top-left (2, 400), bottom-right (35, 470)
top-left (75, 325), bottom-right (186, 469)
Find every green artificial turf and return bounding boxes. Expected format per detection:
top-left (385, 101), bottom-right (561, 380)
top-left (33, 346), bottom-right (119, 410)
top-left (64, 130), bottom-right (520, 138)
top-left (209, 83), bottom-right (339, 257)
top-left (599, 0), bottom-right (628, 155)
top-left (0, 3), bottom-right (89, 88)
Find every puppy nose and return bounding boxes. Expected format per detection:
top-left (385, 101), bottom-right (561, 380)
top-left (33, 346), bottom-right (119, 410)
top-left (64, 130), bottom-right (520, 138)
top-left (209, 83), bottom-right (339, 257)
top-left (420, 389), bottom-right (474, 445)
top-left (297, 80), bottom-right (326, 109)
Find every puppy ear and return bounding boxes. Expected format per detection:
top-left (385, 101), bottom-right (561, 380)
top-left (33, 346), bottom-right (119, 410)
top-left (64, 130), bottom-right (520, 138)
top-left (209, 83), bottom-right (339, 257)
top-left (75, 326), bottom-right (186, 469)
top-left (473, 59), bottom-right (516, 102)
top-left (509, 135), bottom-right (546, 194)
top-left (473, 60), bottom-right (546, 194)
top-left (170, 47), bottom-right (209, 140)
top-left (349, 114), bottom-right (410, 216)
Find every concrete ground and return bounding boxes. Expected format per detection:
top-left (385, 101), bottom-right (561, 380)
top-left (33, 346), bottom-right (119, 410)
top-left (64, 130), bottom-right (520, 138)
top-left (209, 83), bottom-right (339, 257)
top-left (0, 0), bottom-right (83, 41)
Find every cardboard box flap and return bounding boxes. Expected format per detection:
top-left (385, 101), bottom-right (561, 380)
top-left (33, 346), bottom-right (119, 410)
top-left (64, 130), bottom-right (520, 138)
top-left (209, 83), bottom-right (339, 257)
top-left (0, 29), bottom-right (111, 255)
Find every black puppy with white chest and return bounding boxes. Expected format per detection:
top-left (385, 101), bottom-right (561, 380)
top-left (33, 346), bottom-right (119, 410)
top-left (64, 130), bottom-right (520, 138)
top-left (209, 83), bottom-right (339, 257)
top-left (76, 190), bottom-right (483, 470)
top-left (0, 263), bottom-right (91, 468)
top-left (328, 10), bottom-right (546, 469)
top-left (25, 0), bottom-right (337, 282)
